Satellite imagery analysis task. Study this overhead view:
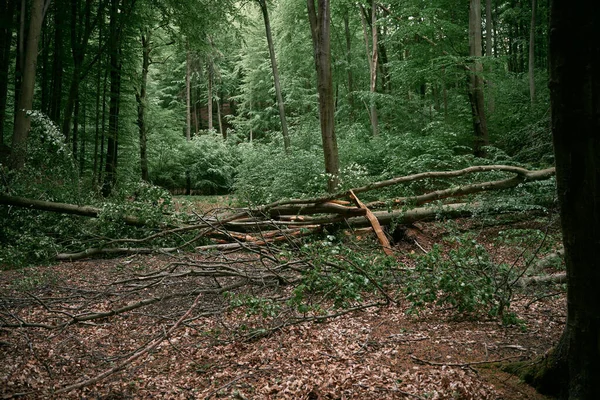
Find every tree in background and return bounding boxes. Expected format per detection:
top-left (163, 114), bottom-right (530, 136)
top-left (256, 0), bottom-right (290, 152)
top-left (307, 0), bottom-right (339, 192)
top-left (468, 0), bottom-right (489, 157)
top-left (11, 0), bottom-right (47, 170)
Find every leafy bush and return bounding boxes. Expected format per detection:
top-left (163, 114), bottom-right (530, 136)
top-left (404, 233), bottom-right (520, 323)
top-left (150, 132), bottom-right (239, 194)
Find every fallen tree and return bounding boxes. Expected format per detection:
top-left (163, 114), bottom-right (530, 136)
top-left (1, 165), bottom-right (556, 260)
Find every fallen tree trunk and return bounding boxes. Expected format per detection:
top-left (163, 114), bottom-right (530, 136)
top-left (0, 193), bottom-right (145, 226)
top-left (2, 165), bottom-right (556, 261)
top-left (259, 165), bottom-right (555, 213)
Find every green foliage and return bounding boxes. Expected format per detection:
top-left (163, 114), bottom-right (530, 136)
top-left (150, 132), bottom-right (239, 194)
top-left (234, 141), bottom-right (327, 204)
top-left (289, 235), bottom-right (396, 309)
top-left (404, 233), bottom-right (521, 323)
top-left (226, 293), bottom-right (282, 319)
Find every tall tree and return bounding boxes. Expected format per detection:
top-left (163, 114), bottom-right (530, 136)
top-left (0, 0), bottom-right (16, 145)
top-left (528, 0), bottom-right (537, 104)
top-left (468, 0), bottom-right (489, 157)
top-left (307, 0), bottom-right (339, 193)
top-left (11, 0), bottom-right (47, 170)
top-left (136, 28), bottom-right (151, 182)
top-left (485, 0), bottom-right (495, 113)
top-left (102, 0), bottom-right (132, 196)
top-left (49, 0), bottom-right (65, 124)
top-left (256, 0), bottom-right (290, 152)
top-left (62, 0), bottom-right (100, 151)
top-left (359, 1), bottom-right (378, 136)
top-left (523, 0), bottom-right (600, 397)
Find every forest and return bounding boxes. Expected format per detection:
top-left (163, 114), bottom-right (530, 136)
top-left (1, 0), bottom-right (599, 398)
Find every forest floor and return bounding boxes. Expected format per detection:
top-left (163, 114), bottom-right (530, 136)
top-left (0, 207), bottom-right (565, 399)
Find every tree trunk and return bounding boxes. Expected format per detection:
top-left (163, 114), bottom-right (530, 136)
top-left (102, 0), bottom-right (122, 197)
top-left (11, 0), bottom-right (45, 170)
top-left (217, 94), bottom-right (225, 139)
top-left (185, 45), bottom-right (192, 141)
top-left (528, 0), bottom-right (537, 104)
top-left (207, 59), bottom-right (213, 131)
top-left (13, 0), bottom-right (26, 122)
top-left (257, 0), bottom-right (290, 152)
top-left (343, 12), bottom-right (354, 115)
top-left (307, 0), bottom-right (339, 193)
top-left (0, 0), bottom-right (16, 145)
top-left (520, 1), bottom-right (600, 398)
top-left (62, 0), bottom-right (93, 143)
top-left (485, 0), bottom-right (495, 113)
top-left (136, 29), bottom-right (150, 182)
top-left (49, 0), bottom-right (64, 124)
top-left (468, 0), bottom-right (489, 158)
top-left (185, 45), bottom-right (192, 196)
top-left (359, 1), bottom-right (378, 137)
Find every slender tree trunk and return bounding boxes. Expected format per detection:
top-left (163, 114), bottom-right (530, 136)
top-left (524, 2), bottom-right (600, 398)
top-left (528, 0), bottom-right (537, 104)
top-left (62, 0), bottom-right (93, 143)
top-left (72, 92), bottom-right (79, 158)
top-left (485, 0), bottom-right (493, 56)
top-left (0, 0), bottom-right (16, 145)
top-left (98, 62), bottom-right (108, 188)
top-left (92, 46), bottom-right (101, 188)
top-left (185, 45), bottom-right (192, 195)
top-left (207, 59), bottom-right (213, 131)
top-left (136, 29), bottom-right (150, 181)
top-left (102, 0), bottom-right (122, 196)
top-left (468, 0), bottom-right (489, 157)
top-left (217, 94), bottom-right (225, 139)
top-left (79, 95), bottom-right (86, 174)
top-left (257, 0), bottom-right (290, 152)
top-left (359, 1), bottom-right (379, 137)
top-left (343, 12), bottom-right (354, 115)
top-left (40, 18), bottom-right (50, 114)
top-left (485, 0), bottom-right (495, 113)
top-left (307, 0), bottom-right (339, 192)
top-left (13, 0), bottom-right (25, 131)
top-left (11, 0), bottom-right (45, 170)
top-left (185, 45), bottom-right (192, 141)
top-left (49, 1), bottom-right (64, 124)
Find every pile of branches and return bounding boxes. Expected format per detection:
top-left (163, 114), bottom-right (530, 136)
top-left (0, 165), bottom-right (555, 261)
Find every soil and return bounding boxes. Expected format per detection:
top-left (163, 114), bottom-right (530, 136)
top-left (0, 216), bottom-right (565, 399)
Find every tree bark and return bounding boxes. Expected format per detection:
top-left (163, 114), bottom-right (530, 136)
top-left (0, 194), bottom-right (145, 225)
top-left (359, 1), bottom-right (378, 137)
top-left (0, 0), bottom-right (16, 146)
top-left (185, 45), bottom-right (192, 196)
top-left (49, 0), bottom-right (65, 124)
top-left (257, 0), bottom-right (290, 152)
top-left (307, 0), bottom-right (340, 193)
top-left (521, 1), bottom-right (600, 397)
top-left (207, 58), bottom-right (213, 131)
top-left (62, 0), bottom-right (94, 144)
top-left (185, 45), bottom-right (192, 141)
top-left (485, 0), bottom-right (495, 113)
top-left (102, 0), bottom-right (122, 196)
top-left (468, 0), bottom-right (489, 158)
top-left (343, 12), bottom-right (354, 115)
top-left (528, 0), bottom-right (537, 104)
top-left (136, 29), bottom-right (150, 182)
top-left (11, 0), bottom-right (45, 170)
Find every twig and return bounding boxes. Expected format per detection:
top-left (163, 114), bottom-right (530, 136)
top-left (52, 288), bottom-right (206, 395)
top-left (204, 374), bottom-right (249, 399)
top-left (410, 354), bottom-right (525, 367)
